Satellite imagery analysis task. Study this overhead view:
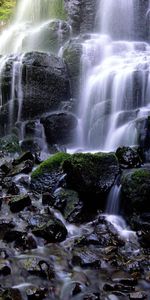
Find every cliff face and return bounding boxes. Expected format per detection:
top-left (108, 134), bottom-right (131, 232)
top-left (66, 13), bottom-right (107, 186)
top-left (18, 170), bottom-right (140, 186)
top-left (65, 0), bottom-right (98, 34)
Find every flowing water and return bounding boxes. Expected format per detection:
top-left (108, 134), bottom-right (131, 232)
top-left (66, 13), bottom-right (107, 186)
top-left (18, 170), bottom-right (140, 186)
top-left (77, 0), bottom-right (150, 152)
top-left (0, 0), bottom-right (69, 152)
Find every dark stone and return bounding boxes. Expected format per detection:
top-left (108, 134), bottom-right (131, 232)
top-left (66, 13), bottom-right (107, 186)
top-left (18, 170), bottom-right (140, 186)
top-left (62, 38), bottom-right (82, 98)
top-left (72, 247), bottom-right (101, 268)
top-left (2, 288), bottom-right (23, 300)
top-left (31, 212), bottom-right (68, 243)
top-left (53, 188), bottom-right (83, 223)
top-left (20, 139), bottom-right (41, 153)
top-left (65, 0), bottom-right (98, 35)
top-left (8, 194), bottom-right (32, 213)
top-left (26, 286), bottom-right (48, 300)
top-left (41, 112), bottom-right (77, 145)
top-left (42, 191), bottom-right (55, 206)
top-left (20, 257), bottom-right (54, 280)
top-left (0, 134), bottom-right (20, 153)
top-left (0, 52), bottom-right (71, 133)
top-left (62, 152), bottom-right (119, 205)
top-left (8, 160), bottom-right (34, 176)
top-left (7, 182), bottom-right (20, 195)
top-left (0, 219), bottom-right (15, 240)
top-left (12, 151), bottom-right (34, 165)
top-left (138, 230), bottom-right (150, 248)
top-left (0, 261), bottom-right (11, 276)
top-left (116, 146), bottom-right (143, 168)
top-left (31, 152), bottom-right (70, 192)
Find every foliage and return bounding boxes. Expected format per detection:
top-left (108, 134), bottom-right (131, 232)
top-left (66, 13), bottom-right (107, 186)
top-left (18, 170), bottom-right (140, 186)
top-left (31, 152), bottom-right (70, 178)
top-left (0, 0), bottom-right (16, 21)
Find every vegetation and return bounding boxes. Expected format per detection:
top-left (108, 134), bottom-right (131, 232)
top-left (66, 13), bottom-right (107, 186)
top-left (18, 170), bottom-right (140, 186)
top-left (31, 152), bottom-right (70, 178)
top-left (49, 0), bottom-right (67, 20)
top-left (0, 0), bottom-right (16, 22)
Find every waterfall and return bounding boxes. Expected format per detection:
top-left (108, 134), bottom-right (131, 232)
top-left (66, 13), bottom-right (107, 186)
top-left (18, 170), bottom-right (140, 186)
top-left (0, 0), bottom-right (68, 143)
top-left (0, 0), bottom-right (67, 55)
top-left (77, 0), bottom-right (150, 151)
top-left (99, 0), bottom-right (135, 40)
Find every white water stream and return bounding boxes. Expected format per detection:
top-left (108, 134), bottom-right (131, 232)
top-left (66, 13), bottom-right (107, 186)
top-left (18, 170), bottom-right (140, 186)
top-left (77, 0), bottom-right (150, 152)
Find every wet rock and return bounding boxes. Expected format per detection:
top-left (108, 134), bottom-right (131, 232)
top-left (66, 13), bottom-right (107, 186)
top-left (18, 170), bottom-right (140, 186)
top-left (65, 0), bottom-right (97, 35)
top-left (4, 229), bottom-right (26, 243)
top-left (20, 139), bottom-right (41, 153)
top-left (31, 152), bottom-right (70, 192)
top-left (62, 38), bottom-right (82, 97)
top-left (23, 19), bottom-right (71, 53)
top-left (116, 146), bottom-right (143, 168)
top-left (0, 161), bottom-right (12, 174)
top-left (7, 182), bottom-right (20, 195)
top-left (130, 213), bottom-right (150, 231)
top-left (25, 286), bottom-right (48, 300)
top-left (0, 219), bottom-right (15, 240)
top-left (121, 168), bottom-right (150, 214)
top-left (103, 283), bottom-right (135, 293)
top-left (2, 288), bottom-right (23, 300)
top-left (8, 194), bottom-right (32, 213)
top-left (0, 197), bottom-right (2, 210)
top-left (62, 152), bottom-right (119, 206)
top-left (13, 151), bottom-right (34, 165)
top-left (8, 160), bottom-right (34, 176)
top-left (138, 230), bottom-right (150, 248)
top-left (41, 112), bottom-right (77, 145)
top-left (14, 233), bottom-right (37, 251)
top-left (42, 191), bottom-right (55, 206)
top-left (53, 188), bottom-right (83, 223)
top-left (0, 52), bottom-right (71, 131)
top-left (0, 260), bottom-right (11, 276)
top-left (31, 212), bottom-right (68, 243)
top-left (129, 292), bottom-right (147, 299)
top-left (0, 134), bottom-right (20, 153)
top-left (20, 257), bottom-right (54, 280)
top-left (72, 247), bottom-right (101, 268)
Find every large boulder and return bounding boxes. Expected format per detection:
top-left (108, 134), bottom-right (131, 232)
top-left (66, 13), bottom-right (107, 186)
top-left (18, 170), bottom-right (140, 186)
top-left (62, 152), bottom-right (119, 202)
top-left (121, 168), bottom-right (150, 214)
top-left (41, 112), bottom-right (77, 145)
top-left (31, 152), bottom-right (70, 192)
top-left (62, 38), bottom-right (83, 98)
top-left (23, 20), bottom-right (71, 54)
top-left (0, 52), bottom-right (71, 134)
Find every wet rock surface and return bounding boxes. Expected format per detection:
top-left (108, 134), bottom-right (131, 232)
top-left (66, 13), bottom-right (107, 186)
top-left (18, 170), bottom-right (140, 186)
top-left (0, 150), bottom-right (149, 299)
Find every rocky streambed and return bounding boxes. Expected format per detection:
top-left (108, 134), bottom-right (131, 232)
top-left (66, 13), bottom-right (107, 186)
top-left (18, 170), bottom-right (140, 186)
top-left (0, 145), bottom-right (149, 300)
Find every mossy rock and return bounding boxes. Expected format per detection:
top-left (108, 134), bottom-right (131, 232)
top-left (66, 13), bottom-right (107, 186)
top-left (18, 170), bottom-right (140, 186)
top-left (0, 134), bottom-right (20, 153)
top-left (62, 152), bottom-right (119, 201)
top-left (31, 152), bottom-right (70, 192)
top-left (121, 168), bottom-right (150, 214)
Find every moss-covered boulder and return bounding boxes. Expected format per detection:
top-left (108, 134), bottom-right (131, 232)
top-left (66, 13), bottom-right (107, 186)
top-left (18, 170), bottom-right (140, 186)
top-left (31, 152), bottom-right (70, 192)
top-left (62, 152), bottom-right (119, 201)
top-left (121, 168), bottom-right (150, 214)
top-left (0, 134), bottom-right (20, 153)
top-left (116, 146), bottom-right (143, 169)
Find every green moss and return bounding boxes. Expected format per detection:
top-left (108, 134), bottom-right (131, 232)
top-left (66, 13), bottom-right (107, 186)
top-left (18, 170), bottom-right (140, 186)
top-left (31, 152), bottom-right (70, 179)
top-left (132, 169), bottom-right (150, 181)
top-left (0, 0), bottom-right (16, 21)
top-left (0, 134), bottom-right (20, 153)
top-left (49, 0), bottom-right (67, 20)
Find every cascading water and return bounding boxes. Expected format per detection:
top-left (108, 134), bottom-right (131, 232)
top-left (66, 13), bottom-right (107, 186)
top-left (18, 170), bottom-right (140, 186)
top-left (77, 0), bottom-right (150, 152)
top-left (0, 0), bottom-right (69, 150)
